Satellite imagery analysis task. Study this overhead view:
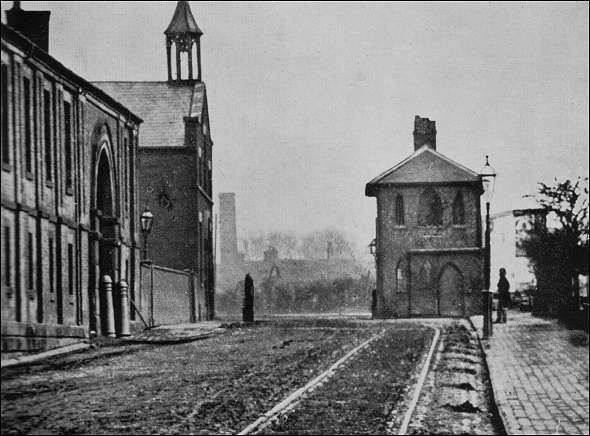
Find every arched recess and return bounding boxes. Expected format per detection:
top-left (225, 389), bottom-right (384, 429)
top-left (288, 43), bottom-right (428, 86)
top-left (89, 123), bottom-right (119, 335)
top-left (437, 262), bottom-right (464, 317)
top-left (418, 187), bottom-right (443, 226)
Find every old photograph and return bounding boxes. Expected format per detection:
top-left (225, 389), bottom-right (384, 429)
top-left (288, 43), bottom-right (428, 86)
top-left (1, 1), bottom-right (588, 435)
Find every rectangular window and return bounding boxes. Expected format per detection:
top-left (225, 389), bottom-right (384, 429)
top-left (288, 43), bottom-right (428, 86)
top-left (27, 232), bottom-right (33, 290)
top-left (64, 100), bottom-right (72, 190)
top-left (67, 243), bottom-right (73, 295)
top-left (124, 136), bottom-right (128, 213)
top-left (3, 226), bottom-right (10, 286)
top-left (49, 237), bottom-right (54, 294)
top-left (23, 77), bottom-right (32, 173)
top-left (2, 63), bottom-right (9, 165)
top-left (44, 89), bottom-right (52, 181)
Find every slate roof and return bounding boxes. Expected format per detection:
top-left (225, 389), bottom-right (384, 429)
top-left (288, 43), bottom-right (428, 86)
top-left (366, 145), bottom-right (481, 196)
top-left (165, 1), bottom-right (202, 36)
top-left (93, 81), bottom-right (207, 148)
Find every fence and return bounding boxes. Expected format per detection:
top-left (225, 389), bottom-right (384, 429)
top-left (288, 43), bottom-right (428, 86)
top-left (139, 262), bottom-right (200, 327)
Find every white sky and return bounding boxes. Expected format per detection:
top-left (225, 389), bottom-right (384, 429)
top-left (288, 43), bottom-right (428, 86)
top-left (2, 1), bottom-right (588, 255)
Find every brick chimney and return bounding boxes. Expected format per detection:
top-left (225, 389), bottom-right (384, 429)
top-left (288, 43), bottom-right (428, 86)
top-left (413, 115), bottom-right (436, 150)
top-left (6, 1), bottom-right (51, 52)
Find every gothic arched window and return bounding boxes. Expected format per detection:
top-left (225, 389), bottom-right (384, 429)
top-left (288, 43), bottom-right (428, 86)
top-left (418, 187), bottom-right (443, 226)
top-left (452, 191), bottom-right (465, 225)
top-left (396, 259), bottom-right (407, 293)
top-left (395, 194), bottom-right (405, 226)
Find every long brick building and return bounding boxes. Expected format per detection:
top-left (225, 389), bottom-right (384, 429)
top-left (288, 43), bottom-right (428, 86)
top-left (1, 4), bottom-right (143, 351)
top-left (95, 1), bottom-right (215, 319)
top-left (366, 116), bottom-right (484, 318)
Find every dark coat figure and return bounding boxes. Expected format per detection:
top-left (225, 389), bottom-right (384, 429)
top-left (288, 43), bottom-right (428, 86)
top-left (495, 268), bottom-right (510, 323)
top-left (243, 273), bottom-right (255, 323)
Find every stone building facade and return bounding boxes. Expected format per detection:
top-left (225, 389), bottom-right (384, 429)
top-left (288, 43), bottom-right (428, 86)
top-left (1, 5), bottom-right (143, 351)
top-left (366, 116), bottom-right (484, 318)
top-left (95, 1), bottom-right (215, 319)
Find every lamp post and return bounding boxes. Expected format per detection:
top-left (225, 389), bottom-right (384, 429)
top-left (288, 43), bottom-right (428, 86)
top-left (480, 155), bottom-right (496, 338)
top-left (140, 206), bottom-right (154, 261)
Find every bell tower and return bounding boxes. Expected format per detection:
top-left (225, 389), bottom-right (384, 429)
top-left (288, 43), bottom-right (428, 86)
top-left (165, 1), bottom-right (203, 84)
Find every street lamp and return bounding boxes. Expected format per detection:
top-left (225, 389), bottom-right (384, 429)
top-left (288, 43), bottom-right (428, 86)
top-left (140, 206), bottom-right (154, 261)
top-left (480, 155), bottom-right (496, 338)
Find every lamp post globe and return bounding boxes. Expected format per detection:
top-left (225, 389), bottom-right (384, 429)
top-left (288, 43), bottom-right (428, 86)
top-left (140, 207), bottom-right (154, 260)
top-left (480, 155), bottom-right (497, 203)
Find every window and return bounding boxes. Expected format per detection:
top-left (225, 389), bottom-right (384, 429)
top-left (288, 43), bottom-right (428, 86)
top-left (396, 259), bottom-right (407, 293)
top-left (124, 136), bottom-right (128, 215)
top-left (44, 89), bottom-right (52, 181)
top-left (48, 237), bottom-right (54, 294)
top-left (23, 77), bottom-right (32, 174)
top-left (452, 191), bottom-right (465, 225)
top-left (67, 243), bottom-right (73, 295)
top-left (27, 232), bottom-right (33, 290)
top-left (2, 63), bottom-right (9, 165)
top-left (418, 187), bottom-right (443, 226)
top-left (63, 100), bottom-right (72, 191)
top-left (3, 226), bottom-right (10, 286)
top-left (394, 194), bottom-right (405, 226)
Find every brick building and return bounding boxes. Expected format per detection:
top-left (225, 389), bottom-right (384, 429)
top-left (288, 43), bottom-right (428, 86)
top-left (95, 1), bottom-right (215, 319)
top-left (1, 4), bottom-right (143, 351)
top-left (366, 116), bottom-right (484, 318)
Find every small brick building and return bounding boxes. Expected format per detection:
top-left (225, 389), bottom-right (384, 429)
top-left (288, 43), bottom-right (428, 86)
top-left (95, 1), bottom-right (215, 319)
top-left (1, 5), bottom-right (143, 351)
top-left (366, 116), bottom-right (484, 318)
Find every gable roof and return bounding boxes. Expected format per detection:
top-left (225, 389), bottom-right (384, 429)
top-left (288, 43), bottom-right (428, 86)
top-left (165, 1), bottom-right (203, 36)
top-left (366, 145), bottom-right (481, 196)
top-left (1, 23), bottom-right (142, 126)
top-left (93, 81), bottom-right (208, 148)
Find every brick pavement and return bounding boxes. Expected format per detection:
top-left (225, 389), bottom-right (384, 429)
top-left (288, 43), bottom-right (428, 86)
top-left (472, 310), bottom-right (589, 435)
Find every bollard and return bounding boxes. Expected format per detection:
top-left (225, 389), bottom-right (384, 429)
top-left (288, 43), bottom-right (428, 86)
top-left (102, 275), bottom-right (116, 338)
top-left (118, 280), bottom-right (131, 337)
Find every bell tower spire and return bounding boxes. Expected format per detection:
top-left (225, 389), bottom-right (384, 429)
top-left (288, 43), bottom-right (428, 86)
top-left (165, 1), bottom-right (203, 84)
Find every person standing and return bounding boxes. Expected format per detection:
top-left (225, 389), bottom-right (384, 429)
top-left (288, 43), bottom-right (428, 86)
top-left (495, 268), bottom-right (510, 323)
top-left (243, 273), bottom-right (255, 323)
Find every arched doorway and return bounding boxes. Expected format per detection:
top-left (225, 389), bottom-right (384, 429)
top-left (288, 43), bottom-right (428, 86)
top-left (90, 137), bottom-right (119, 336)
top-left (438, 263), bottom-right (464, 317)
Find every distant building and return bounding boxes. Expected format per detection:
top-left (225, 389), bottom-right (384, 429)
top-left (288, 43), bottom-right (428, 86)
top-left (94, 1), bottom-right (215, 319)
top-left (365, 116), bottom-right (484, 318)
top-left (490, 208), bottom-right (547, 293)
top-left (1, 4), bottom-right (143, 351)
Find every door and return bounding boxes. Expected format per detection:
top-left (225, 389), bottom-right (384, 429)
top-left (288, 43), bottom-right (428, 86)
top-left (438, 263), bottom-right (464, 317)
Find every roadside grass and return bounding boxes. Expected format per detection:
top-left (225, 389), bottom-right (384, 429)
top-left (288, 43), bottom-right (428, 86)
top-left (2, 319), bottom-right (386, 435)
top-left (262, 326), bottom-right (433, 435)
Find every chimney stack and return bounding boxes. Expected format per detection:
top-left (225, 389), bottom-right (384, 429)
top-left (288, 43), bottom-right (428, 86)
top-left (6, 1), bottom-right (51, 52)
top-left (413, 115), bottom-right (436, 151)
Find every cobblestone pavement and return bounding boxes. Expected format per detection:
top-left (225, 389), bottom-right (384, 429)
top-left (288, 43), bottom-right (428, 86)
top-left (472, 310), bottom-right (590, 435)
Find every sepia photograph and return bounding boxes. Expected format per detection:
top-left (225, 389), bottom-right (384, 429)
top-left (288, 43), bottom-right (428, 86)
top-left (0, 1), bottom-right (588, 434)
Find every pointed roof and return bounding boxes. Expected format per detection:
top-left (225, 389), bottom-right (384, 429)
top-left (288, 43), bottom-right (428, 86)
top-left (93, 81), bottom-right (209, 148)
top-left (165, 1), bottom-right (202, 36)
top-left (365, 145), bottom-right (481, 196)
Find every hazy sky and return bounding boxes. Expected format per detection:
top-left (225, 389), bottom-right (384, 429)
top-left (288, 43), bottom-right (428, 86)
top-left (2, 1), bottom-right (588, 254)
